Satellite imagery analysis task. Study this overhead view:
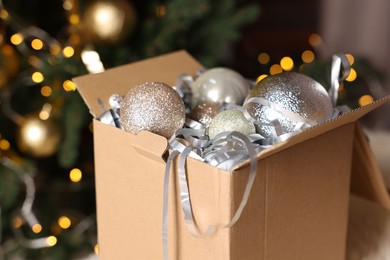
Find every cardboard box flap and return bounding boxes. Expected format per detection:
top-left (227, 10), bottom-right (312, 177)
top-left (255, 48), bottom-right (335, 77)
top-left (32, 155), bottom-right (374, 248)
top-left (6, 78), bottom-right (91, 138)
top-left (233, 95), bottom-right (390, 171)
top-left (73, 50), bottom-right (202, 118)
top-left (351, 124), bottom-right (390, 209)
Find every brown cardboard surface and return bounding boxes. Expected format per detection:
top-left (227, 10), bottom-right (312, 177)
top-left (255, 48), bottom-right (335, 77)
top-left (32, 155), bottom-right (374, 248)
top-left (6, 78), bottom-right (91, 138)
top-left (74, 50), bottom-right (390, 259)
top-left (351, 124), bottom-right (390, 209)
top-left (93, 119), bottom-right (354, 259)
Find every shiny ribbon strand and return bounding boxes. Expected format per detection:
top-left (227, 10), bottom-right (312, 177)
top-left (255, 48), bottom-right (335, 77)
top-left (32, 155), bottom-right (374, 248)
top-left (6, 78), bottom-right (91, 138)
top-left (162, 131), bottom-right (260, 260)
top-left (329, 54), bottom-right (351, 107)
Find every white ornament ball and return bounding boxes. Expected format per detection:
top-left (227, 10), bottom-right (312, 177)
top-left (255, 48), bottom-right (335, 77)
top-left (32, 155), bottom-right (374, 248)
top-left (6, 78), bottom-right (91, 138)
top-left (191, 67), bottom-right (249, 108)
top-left (208, 109), bottom-right (256, 140)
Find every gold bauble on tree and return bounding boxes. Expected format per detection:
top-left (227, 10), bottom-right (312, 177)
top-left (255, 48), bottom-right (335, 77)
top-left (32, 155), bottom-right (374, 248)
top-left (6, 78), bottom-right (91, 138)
top-left (17, 113), bottom-right (61, 158)
top-left (82, 0), bottom-right (137, 45)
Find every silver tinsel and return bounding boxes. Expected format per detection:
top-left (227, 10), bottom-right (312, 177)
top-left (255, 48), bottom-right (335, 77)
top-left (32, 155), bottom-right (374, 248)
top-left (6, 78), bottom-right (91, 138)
top-left (245, 72), bottom-right (333, 138)
top-left (121, 81), bottom-right (186, 138)
top-left (190, 67), bottom-right (249, 108)
top-left (208, 109), bottom-right (256, 140)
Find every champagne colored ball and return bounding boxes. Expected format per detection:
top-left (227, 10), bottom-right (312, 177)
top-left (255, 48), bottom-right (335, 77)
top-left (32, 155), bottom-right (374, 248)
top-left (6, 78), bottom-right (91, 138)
top-left (191, 67), bottom-right (249, 108)
top-left (208, 109), bottom-right (256, 140)
top-left (121, 81), bottom-right (185, 138)
top-left (245, 72), bottom-right (333, 138)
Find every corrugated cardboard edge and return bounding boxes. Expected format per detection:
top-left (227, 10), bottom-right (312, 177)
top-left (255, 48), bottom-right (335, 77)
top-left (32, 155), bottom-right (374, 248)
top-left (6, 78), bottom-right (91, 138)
top-left (233, 96), bottom-right (390, 171)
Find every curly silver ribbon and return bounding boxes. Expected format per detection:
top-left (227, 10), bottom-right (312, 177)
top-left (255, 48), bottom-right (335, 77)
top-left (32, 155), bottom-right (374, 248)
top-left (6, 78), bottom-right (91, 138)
top-left (163, 132), bottom-right (259, 260)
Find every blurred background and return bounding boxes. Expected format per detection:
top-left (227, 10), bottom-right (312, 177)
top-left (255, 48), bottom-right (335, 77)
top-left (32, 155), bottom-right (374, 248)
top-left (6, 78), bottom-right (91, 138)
top-left (0, 0), bottom-right (388, 259)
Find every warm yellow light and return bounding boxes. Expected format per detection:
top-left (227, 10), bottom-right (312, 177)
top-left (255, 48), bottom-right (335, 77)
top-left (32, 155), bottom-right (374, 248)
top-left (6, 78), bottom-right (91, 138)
top-left (32, 72), bottom-right (44, 83)
top-left (256, 74), bottom-right (268, 82)
top-left (0, 9), bottom-right (9, 20)
top-left (346, 68), bottom-right (357, 82)
top-left (280, 57), bottom-right (294, 71)
top-left (70, 168), bottom-right (82, 182)
top-left (258, 53), bottom-right (270, 65)
top-left (155, 5), bottom-right (167, 17)
top-left (70, 14), bottom-right (80, 25)
top-left (63, 46), bottom-right (75, 58)
top-left (301, 50), bottom-right (315, 63)
top-left (63, 80), bottom-right (76, 91)
top-left (94, 244), bottom-right (99, 255)
top-left (13, 216), bottom-right (24, 228)
top-left (58, 216), bottom-right (72, 229)
top-left (359, 95), bottom-right (374, 107)
top-left (269, 64), bottom-right (282, 75)
top-left (31, 39), bottom-right (44, 50)
top-left (0, 139), bottom-right (10, 150)
top-left (50, 44), bottom-right (61, 56)
top-left (308, 33), bottom-right (321, 47)
top-left (47, 236), bottom-right (57, 247)
top-left (41, 86), bottom-right (52, 97)
top-left (346, 54), bottom-right (355, 65)
top-left (10, 33), bottom-right (24, 45)
top-left (32, 224), bottom-right (42, 233)
top-left (39, 111), bottom-right (50, 120)
top-left (63, 0), bottom-right (73, 10)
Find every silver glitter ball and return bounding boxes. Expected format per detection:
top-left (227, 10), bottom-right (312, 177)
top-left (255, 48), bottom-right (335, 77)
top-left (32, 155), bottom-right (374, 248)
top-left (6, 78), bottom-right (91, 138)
top-left (189, 102), bottom-right (219, 127)
top-left (245, 72), bottom-right (333, 138)
top-left (191, 67), bottom-right (249, 108)
top-left (208, 109), bottom-right (256, 140)
top-left (121, 81), bottom-right (186, 138)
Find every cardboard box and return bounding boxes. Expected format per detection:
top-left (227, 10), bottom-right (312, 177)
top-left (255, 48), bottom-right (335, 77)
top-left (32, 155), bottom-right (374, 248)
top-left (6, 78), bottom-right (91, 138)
top-left (73, 50), bottom-right (390, 260)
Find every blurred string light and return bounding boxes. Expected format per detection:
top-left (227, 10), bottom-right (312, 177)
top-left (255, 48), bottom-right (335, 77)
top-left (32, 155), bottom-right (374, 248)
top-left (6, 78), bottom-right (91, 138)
top-left (256, 74), bottom-right (267, 82)
top-left (269, 64), bottom-right (282, 75)
top-left (63, 80), bottom-right (77, 91)
top-left (40, 86), bottom-right (52, 97)
top-left (359, 94), bottom-right (374, 107)
top-left (258, 52), bottom-right (270, 65)
top-left (346, 53), bottom-right (355, 65)
top-left (58, 216), bottom-right (72, 229)
top-left (31, 39), bottom-right (44, 50)
top-left (69, 168), bottom-right (82, 182)
top-left (280, 56), bottom-right (294, 71)
top-left (346, 68), bottom-right (357, 82)
top-left (301, 50), bottom-right (314, 63)
top-left (308, 33), bottom-right (322, 47)
top-left (155, 5), bottom-right (167, 17)
top-left (32, 71), bottom-right (44, 83)
top-left (63, 46), bottom-right (74, 58)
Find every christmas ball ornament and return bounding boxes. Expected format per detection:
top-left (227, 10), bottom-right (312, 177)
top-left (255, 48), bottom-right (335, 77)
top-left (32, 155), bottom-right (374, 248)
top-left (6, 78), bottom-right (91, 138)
top-left (121, 81), bottom-right (185, 138)
top-left (208, 109), bottom-right (256, 140)
top-left (83, 0), bottom-right (137, 45)
top-left (245, 72), bottom-right (333, 138)
top-left (189, 102), bottom-right (219, 127)
top-left (17, 114), bottom-right (61, 157)
top-left (191, 67), bottom-right (249, 108)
